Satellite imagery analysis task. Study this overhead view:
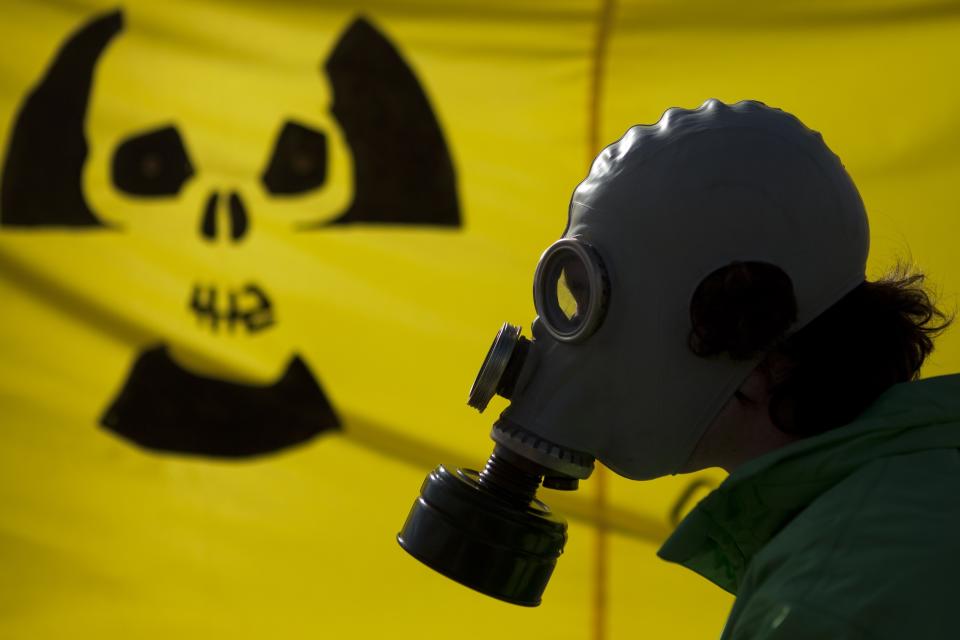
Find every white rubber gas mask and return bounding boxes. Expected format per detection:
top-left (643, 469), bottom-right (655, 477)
top-left (399, 99), bottom-right (870, 605)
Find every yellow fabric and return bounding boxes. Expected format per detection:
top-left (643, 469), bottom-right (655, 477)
top-left (0, 1), bottom-right (956, 638)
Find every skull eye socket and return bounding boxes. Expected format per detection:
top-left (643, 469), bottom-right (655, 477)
top-left (112, 125), bottom-right (194, 197)
top-left (261, 120), bottom-right (328, 195)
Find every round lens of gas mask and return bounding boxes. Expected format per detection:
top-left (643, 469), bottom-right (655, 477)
top-left (533, 239), bottom-right (608, 342)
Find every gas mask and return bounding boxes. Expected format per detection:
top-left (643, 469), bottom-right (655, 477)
top-left (398, 99), bottom-right (870, 605)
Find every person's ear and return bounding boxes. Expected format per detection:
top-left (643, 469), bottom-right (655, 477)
top-left (736, 351), bottom-right (792, 406)
top-left (762, 350), bottom-right (795, 387)
top-left (760, 350), bottom-right (798, 433)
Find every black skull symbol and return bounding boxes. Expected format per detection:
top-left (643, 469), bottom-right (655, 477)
top-left (0, 10), bottom-right (461, 457)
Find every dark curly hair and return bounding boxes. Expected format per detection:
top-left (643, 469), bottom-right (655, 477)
top-left (689, 261), bottom-right (954, 437)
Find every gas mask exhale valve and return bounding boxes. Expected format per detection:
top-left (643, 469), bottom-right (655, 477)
top-left (397, 321), bottom-right (595, 606)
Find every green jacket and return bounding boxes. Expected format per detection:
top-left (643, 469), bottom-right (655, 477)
top-left (658, 374), bottom-right (960, 639)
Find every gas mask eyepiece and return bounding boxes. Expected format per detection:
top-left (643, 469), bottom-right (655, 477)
top-left (532, 238), bottom-right (609, 343)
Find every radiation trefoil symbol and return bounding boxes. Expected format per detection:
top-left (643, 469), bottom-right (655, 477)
top-left (0, 10), bottom-right (460, 457)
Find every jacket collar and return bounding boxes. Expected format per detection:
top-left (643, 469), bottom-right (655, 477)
top-left (657, 374), bottom-right (960, 594)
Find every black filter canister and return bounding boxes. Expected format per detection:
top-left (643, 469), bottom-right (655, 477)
top-left (397, 463), bottom-right (567, 606)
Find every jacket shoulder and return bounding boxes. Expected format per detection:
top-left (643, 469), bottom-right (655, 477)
top-left (725, 448), bottom-right (960, 639)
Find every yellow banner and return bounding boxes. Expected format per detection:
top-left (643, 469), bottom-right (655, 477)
top-left (1, 1), bottom-right (957, 638)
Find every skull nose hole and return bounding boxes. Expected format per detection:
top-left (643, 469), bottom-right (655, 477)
top-left (228, 191), bottom-right (249, 242)
top-left (199, 191), bottom-right (249, 243)
top-left (200, 192), bottom-right (218, 241)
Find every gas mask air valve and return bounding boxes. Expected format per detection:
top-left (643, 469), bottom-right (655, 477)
top-left (467, 322), bottom-right (530, 412)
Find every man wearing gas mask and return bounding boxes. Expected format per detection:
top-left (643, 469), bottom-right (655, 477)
top-left (399, 99), bottom-right (957, 638)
